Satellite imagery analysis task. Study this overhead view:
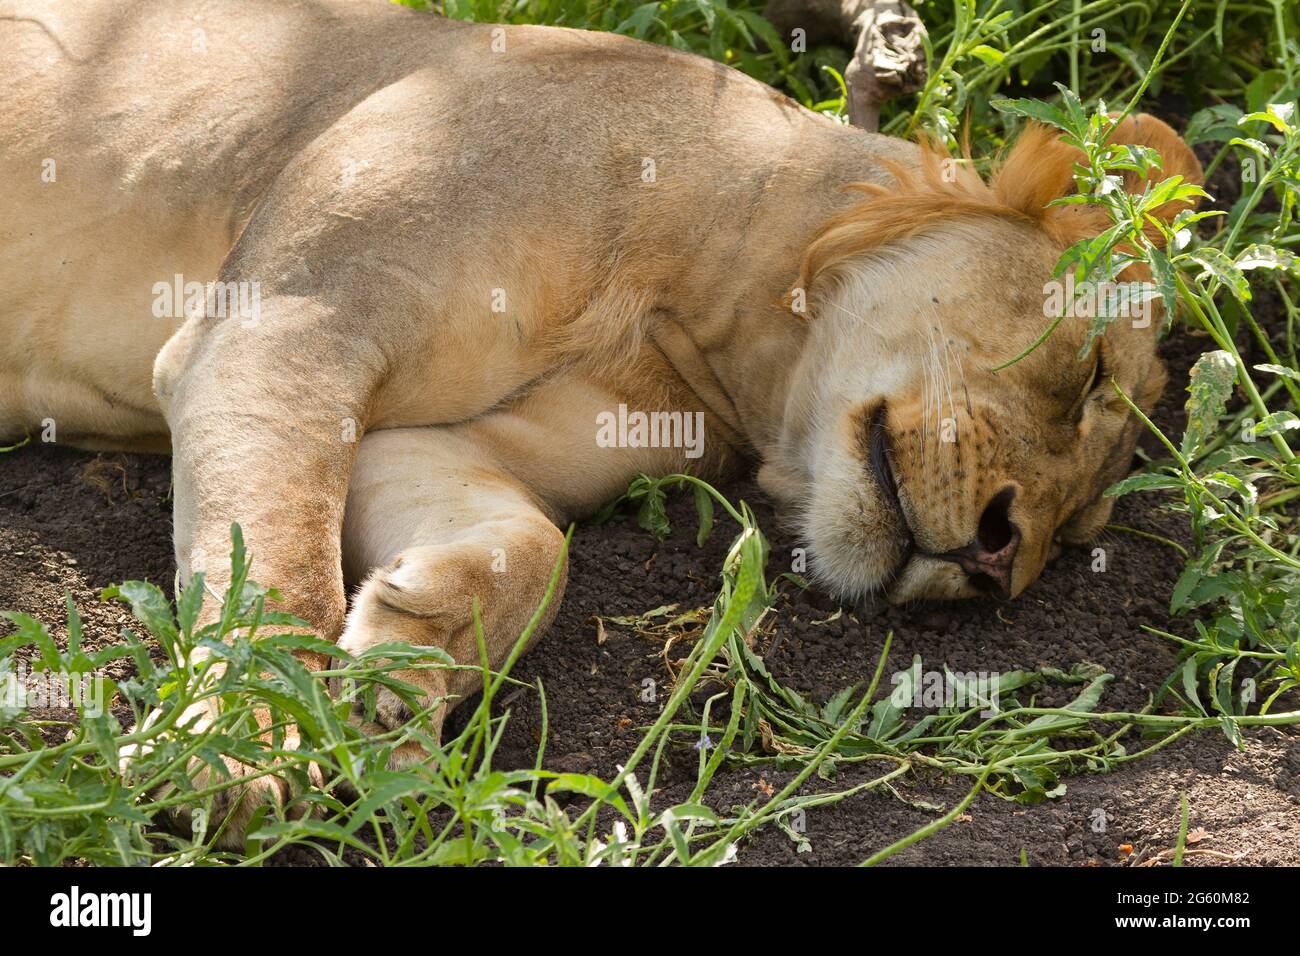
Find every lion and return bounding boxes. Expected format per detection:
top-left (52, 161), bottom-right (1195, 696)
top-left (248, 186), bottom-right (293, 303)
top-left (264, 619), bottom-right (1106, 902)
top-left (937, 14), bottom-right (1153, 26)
top-left (2, 1), bottom-right (1200, 809)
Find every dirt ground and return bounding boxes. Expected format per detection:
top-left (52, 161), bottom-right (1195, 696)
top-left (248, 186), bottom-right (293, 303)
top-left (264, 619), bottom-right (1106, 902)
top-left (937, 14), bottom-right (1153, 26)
top-left (2, 327), bottom-right (1297, 866)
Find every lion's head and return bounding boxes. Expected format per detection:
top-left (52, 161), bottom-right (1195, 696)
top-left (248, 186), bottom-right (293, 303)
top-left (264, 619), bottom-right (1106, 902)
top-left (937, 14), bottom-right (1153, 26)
top-left (767, 114), bottom-right (1201, 603)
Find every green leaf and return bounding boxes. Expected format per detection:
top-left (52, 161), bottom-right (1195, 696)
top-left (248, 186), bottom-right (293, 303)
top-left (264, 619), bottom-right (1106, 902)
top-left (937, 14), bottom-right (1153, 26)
top-left (1241, 102), bottom-right (1295, 134)
top-left (1025, 674), bottom-right (1112, 731)
top-left (635, 482), bottom-right (671, 539)
top-left (1170, 540), bottom-right (1226, 614)
top-left (1255, 410), bottom-right (1300, 437)
top-left (1146, 245), bottom-right (1178, 319)
top-left (341, 772), bottom-right (434, 836)
top-left (175, 573), bottom-right (206, 640)
top-left (0, 612), bottom-right (62, 674)
top-left (1190, 248), bottom-right (1251, 300)
top-left (1227, 136), bottom-right (1271, 158)
top-left (1235, 243), bottom-right (1298, 275)
top-left (660, 802), bottom-right (719, 825)
top-left (1184, 103), bottom-right (1245, 145)
top-left (1104, 472), bottom-right (1185, 498)
top-left (64, 592), bottom-right (83, 659)
top-left (614, 2), bottom-right (660, 39)
top-left (1254, 363), bottom-right (1300, 382)
top-left (100, 581), bottom-right (178, 647)
top-left (821, 682), bottom-right (859, 726)
top-left (1181, 658), bottom-right (1207, 716)
top-left (547, 774), bottom-right (634, 823)
top-left (1217, 715), bottom-right (1244, 748)
top-left (1055, 83), bottom-right (1088, 137)
top-left (990, 96), bottom-right (1069, 131)
top-left (1181, 350), bottom-right (1237, 458)
top-left (693, 483), bottom-right (715, 548)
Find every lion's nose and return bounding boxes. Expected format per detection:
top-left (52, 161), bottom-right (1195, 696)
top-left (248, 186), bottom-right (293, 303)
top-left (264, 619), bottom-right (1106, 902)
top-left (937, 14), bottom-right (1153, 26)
top-left (938, 487), bottom-right (1020, 597)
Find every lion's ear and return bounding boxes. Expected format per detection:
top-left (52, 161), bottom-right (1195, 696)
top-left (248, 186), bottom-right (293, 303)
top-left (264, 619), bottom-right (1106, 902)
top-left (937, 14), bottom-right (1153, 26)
top-left (991, 113), bottom-right (1203, 248)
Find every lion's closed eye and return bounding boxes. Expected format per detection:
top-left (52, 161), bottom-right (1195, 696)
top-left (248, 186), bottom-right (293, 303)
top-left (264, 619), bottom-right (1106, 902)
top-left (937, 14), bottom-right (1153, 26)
top-left (1068, 347), bottom-right (1107, 424)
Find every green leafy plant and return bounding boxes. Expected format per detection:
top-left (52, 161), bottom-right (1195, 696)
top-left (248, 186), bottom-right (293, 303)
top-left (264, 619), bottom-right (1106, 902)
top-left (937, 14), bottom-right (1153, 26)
top-left (599, 477), bottom-right (1300, 864)
top-left (0, 492), bottom-right (839, 866)
top-left (985, 8), bottom-right (1300, 736)
top-left (6, 0), bottom-right (1300, 867)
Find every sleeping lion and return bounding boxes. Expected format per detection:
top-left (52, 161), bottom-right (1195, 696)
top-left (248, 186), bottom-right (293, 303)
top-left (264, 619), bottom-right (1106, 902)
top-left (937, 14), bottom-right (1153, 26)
top-left (3, 2), bottom-right (1199, 786)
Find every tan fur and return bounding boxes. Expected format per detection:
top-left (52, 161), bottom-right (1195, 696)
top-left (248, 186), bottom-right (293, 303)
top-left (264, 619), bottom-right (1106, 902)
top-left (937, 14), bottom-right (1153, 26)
top-left (1, 0), bottom-right (1201, 834)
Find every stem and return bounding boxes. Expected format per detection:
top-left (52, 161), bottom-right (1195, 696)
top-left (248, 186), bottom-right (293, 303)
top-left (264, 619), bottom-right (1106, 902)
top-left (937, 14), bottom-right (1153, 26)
top-left (1116, 0), bottom-right (1193, 124)
top-left (859, 757), bottom-right (998, 866)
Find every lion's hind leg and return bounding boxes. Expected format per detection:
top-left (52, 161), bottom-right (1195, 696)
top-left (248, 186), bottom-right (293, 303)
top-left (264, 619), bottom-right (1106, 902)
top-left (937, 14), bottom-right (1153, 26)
top-left (338, 427), bottom-right (567, 766)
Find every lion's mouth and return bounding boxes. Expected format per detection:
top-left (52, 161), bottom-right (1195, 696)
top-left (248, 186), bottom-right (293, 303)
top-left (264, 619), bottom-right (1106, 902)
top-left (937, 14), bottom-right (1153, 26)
top-left (868, 405), bottom-right (905, 527)
top-left (867, 404), bottom-right (915, 572)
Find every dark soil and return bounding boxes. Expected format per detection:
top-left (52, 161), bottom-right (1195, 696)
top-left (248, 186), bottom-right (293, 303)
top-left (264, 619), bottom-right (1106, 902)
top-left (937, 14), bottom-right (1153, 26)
top-left (2, 331), bottom-right (1297, 866)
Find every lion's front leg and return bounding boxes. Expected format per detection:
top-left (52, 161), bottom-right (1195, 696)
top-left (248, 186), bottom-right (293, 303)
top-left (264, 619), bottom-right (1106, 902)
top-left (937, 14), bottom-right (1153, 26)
top-left (156, 296), bottom-right (385, 651)
top-left (338, 428), bottom-right (568, 766)
top-left (140, 295), bottom-right (386, 845)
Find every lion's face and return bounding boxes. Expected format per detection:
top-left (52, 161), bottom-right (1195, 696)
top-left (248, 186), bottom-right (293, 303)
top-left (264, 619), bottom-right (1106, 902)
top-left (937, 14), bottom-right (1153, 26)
top-left (783, 219), bottom-right (1163, 603)
top-left (769, 114), bottom-right (1199, 604)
